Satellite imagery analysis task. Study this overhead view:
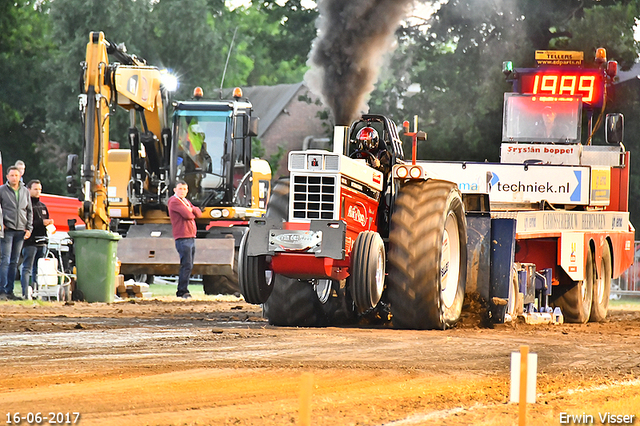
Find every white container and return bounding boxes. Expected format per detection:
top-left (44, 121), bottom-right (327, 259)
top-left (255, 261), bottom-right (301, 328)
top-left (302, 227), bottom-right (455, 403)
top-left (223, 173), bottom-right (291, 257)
top-left (37, 257), bottom-right (59, 287)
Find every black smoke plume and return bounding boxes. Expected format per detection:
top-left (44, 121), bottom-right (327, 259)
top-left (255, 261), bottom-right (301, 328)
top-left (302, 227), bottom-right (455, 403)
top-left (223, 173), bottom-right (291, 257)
top-left (305, 0), bottom-right (414, 125)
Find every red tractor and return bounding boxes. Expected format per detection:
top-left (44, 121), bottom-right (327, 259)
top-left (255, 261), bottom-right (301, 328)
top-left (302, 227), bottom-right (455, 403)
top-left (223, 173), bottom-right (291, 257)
top-left (240, 49), bottom-right (635, 329)
top-left (239, 114), bottom-right (467, 329)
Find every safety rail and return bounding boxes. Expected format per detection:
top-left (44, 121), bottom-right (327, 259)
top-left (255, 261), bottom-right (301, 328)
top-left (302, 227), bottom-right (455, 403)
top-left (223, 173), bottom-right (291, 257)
top-left (612, 241), bottom-right (640, 299)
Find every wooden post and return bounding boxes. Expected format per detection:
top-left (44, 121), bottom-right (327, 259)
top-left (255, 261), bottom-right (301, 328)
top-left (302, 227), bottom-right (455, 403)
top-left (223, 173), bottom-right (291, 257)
top-left (299, 372), bottom-right (313, 426)
top-left (519, 345), bottom-right (529, 426)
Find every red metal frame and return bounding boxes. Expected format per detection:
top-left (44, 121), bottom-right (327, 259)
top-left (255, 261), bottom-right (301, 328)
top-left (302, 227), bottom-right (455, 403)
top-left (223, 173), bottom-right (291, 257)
top-left (270, 253), bottom-right (350, 281)
top-left (515, 229), bottom-right (634, 287)
top-left (269, 178), bottom-right (382, 280)
top-left (605, 151), bottom-right (630, 212)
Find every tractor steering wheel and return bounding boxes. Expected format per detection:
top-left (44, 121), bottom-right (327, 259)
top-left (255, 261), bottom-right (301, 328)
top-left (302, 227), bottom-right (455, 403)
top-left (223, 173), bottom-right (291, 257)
top-left (350, 149), bottom-right (377, 164)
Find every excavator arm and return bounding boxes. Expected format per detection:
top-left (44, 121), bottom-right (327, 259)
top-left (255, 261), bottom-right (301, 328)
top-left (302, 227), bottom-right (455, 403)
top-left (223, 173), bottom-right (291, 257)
top-left (77, 31), bottom-right (171, 229)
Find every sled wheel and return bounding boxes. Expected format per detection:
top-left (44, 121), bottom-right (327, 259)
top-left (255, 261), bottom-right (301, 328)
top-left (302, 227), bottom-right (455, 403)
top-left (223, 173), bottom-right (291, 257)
top-left (350, 231), bottom-right (385, 313)
top-left (387, 180), bottom-right (467, 329)
top-left (202, 248), bottom-right (239, 295)
top-left (555, 248), bottom-right (594, 323)
top-left (590, 244), bottom-right (612, 322)
top-left (263, 275), bottom-right (327, 326)
top-left (506, 264), bottom-right (519, 319)
top-left (135, 274), bottom-right (154, 284)
top-left (238, 230), bottom-right (273, 304)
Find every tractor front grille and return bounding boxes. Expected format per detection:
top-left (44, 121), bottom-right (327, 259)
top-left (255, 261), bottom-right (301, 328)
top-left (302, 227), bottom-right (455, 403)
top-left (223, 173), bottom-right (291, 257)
top-left (292, 175), bottom-right (337, 221)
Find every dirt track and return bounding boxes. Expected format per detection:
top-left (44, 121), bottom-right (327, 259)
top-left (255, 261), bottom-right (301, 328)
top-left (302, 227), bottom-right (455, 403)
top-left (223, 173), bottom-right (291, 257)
top-left (1, 297), bottom-right (639, 426)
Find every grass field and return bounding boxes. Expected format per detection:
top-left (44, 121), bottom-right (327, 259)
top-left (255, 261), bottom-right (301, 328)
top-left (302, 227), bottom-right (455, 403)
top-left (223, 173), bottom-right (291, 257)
top-left (147, 281), bottom-right (205, 297)
top-left (609, 297), bottom-right (640, 310)
top-left (7, 278), bottom-right (640, 304)
top-left (7, 278), bottom-right (208, 299)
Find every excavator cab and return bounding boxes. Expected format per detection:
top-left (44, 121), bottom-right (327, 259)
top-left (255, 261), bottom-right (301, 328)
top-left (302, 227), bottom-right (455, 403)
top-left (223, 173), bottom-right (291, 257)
top-left (174, 113), bottom-right (227, 205)
top-left (171, 102), bottom-right (254, 208)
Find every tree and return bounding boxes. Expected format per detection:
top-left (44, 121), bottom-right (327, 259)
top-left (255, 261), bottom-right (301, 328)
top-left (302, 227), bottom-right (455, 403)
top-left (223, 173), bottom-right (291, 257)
top-left (365, 0), bottom-right (640, 222)
top-left (231, 0), bottom-right (318, 86)
top-left (42, 0), bottom-right (158, 193)
top-left (149, 0), bottom-right (249, 99)
top-left (0, 1), bottom-right (58, 189)
top-left (369, 0), bottom-right (640, 162)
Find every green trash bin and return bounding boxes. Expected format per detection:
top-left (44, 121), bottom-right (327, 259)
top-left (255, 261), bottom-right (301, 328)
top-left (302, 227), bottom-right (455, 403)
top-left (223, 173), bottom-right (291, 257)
top-left (69, 230), bottom-right (121, 303)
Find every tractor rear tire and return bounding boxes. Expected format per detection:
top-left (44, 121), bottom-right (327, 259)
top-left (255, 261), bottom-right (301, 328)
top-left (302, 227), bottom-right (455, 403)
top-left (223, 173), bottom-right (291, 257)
top-left (263, 275), bottom-right (327, 326)
top-left (266, 177), bottom-right (290, 221)
top-left (386, 180), bottom-right (467, 329)
top-left (202, 274), bottom-right (238, 295)
top-left (261, 176), bottom-right (326, 324)
top-left (320, 279), bottom-right (357, 325)
top-left (590, 244), bottom-right (611, 322)
top-left (264, 277), bottom-right (356, 326)
top-left (350, 231), bottom-right (386, 313)
top-left (554, 248), bottom-right (594, 323)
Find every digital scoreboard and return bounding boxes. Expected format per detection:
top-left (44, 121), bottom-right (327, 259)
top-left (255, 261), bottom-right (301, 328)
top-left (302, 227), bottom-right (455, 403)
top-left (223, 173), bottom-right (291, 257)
top-left (518, 70), bottom-right (604, 108)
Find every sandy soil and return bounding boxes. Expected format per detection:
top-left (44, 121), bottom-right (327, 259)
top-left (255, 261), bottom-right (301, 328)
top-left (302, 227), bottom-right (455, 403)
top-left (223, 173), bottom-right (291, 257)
top-left (0, 297), bottom-right (639, 426)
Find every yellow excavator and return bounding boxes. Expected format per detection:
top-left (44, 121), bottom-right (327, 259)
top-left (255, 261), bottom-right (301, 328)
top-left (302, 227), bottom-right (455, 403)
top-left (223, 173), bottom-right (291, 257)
top-left (67, 31), bottom-right (271, 294)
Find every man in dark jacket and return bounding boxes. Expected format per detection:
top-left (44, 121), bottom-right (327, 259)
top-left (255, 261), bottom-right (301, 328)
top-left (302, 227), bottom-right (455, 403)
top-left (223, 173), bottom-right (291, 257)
top-left (21, 180), bottom-right (53, 299)
top-left (167, 180), bottom-right (202, 299)
top-left (0, 166), bottom-right (33, 300)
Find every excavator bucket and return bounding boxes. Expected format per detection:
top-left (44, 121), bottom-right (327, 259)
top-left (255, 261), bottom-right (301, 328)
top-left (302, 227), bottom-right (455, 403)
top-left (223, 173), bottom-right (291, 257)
top-left (117, 237), bottom-right (235, 276)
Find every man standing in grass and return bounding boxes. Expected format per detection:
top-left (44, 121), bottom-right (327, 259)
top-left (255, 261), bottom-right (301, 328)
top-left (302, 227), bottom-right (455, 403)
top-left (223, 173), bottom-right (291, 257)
top-left (21, 180), bottom-right (53, 299)
top-left (167, 180), bottom-right (202, 299)
top-left (0, 166), bottom-right (33, 300)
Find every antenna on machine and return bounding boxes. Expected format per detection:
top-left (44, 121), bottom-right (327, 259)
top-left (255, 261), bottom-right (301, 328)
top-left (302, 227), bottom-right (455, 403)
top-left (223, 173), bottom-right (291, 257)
top-left (219, 27), bottom-right (238, 100)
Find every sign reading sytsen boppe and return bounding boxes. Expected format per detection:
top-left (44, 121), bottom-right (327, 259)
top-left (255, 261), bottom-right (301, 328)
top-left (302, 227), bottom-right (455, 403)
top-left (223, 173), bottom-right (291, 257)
top-left (418, 161), bottom-right (590, 205)
top-left (500, 143), bottom-right (581, 165)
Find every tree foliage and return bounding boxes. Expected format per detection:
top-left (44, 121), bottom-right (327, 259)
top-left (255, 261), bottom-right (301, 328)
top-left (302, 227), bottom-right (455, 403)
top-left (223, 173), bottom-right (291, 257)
top-left (0, 0), bottom-right (316, 194)
top-left (0, 1), bottom-right (56, 189)
top-left (367, 0), bottom-right (640, 220)
top-left (371, 1), bottom-right (638, 159)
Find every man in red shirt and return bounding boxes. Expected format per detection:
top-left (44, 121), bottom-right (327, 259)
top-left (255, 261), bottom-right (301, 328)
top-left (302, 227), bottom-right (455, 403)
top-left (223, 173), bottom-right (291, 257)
top-left (167, 180), bottom-right (202, 299)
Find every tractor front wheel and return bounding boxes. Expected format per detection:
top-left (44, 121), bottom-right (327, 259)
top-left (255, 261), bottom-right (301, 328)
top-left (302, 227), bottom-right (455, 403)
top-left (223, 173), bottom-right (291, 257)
top-left (350, 231), bottom-right (386, 313)
top-left (238, 230), bottom-right (273, 304)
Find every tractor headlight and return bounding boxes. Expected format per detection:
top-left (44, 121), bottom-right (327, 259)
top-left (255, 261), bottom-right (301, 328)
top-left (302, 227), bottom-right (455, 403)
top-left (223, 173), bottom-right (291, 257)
top-left (395, 166), bottom-right (408, 179)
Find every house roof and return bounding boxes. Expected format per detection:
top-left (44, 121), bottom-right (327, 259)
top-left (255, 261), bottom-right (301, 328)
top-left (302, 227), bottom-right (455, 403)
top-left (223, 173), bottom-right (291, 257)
top-left (615, 62), bottom-right (640, 85)
top-left (224, 82), bottom-right (305, 138)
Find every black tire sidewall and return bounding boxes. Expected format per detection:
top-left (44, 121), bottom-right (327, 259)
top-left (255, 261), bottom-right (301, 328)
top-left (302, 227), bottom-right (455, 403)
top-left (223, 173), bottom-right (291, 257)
top-left (387, 180), bottom-right (467, 329)
top-left (590, 245), bottom-right (611, 322)
top-left (350, 231), bottom-right (385, 313)
top-left (553, 248), bottom-right (594, 323)
top-left (441, 193), bottom-right (467, 325)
